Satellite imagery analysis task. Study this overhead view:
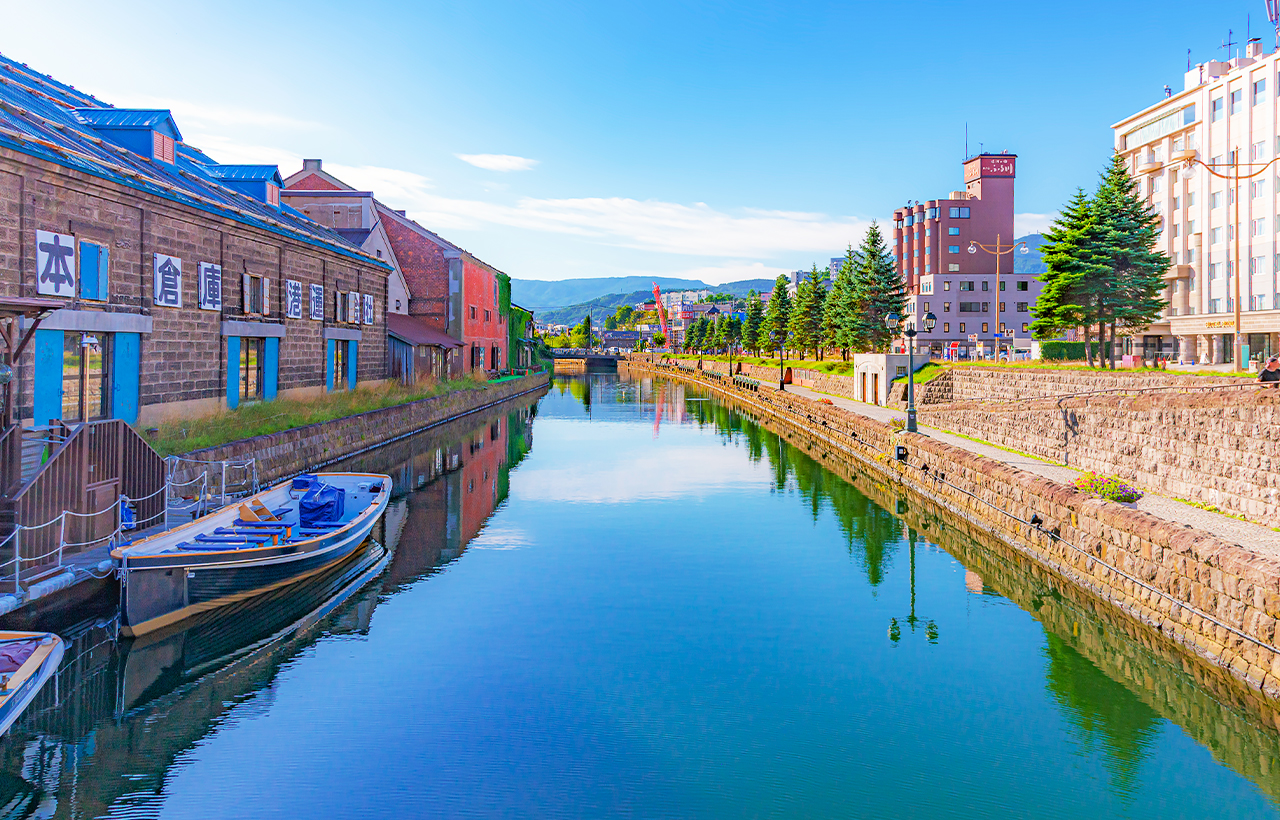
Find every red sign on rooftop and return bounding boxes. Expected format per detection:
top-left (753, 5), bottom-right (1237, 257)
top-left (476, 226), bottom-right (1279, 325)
top-left (964, 154), bottom-right (1016, 182)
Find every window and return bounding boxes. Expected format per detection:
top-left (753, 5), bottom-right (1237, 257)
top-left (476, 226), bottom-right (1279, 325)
top-left (484, 309), bottom-right (492, 322)
top-left (981, 301), bottom-right (989, 312)
top-left (266, 184), bottom-right (280, 208)
top-left (470, 305), bottom-right (477, 320)
top-left (1210, 227), bottom-right (1223, 244)
top-left (1211, 155), bottom-right (1224, 167)
top-left (1209, 298), bottom-right (1222, 313)
top-left (1173, 196), bottom-right (1180, 210)
top-left (949, 207), bottom-right (971, 218)
top-left (1016, 281), bottom-right (1028, 291)
top-left (1255, 79), bottom-right (1267, 106)
top-left (1209, 262), bottom-right (1220, 279)
top-left (1173, 224), bottom-right (1180, 237)
top-left (242, 274), bottom-right (268, 316)
top-left (927, 207), bottom-right (939, 219)
top-left (948, 245), bottom-right (960, 253)
top-left (943, 281), bottom-right (951, 291)
top-left (78, 241), bottom-right (109, 301)
top-left (1256, 180), bottom-right (1268, 198)
top-left (943, 301), bottom-right (951, 312)
top-left (333, 340), bottom-right (348, 390)
top-left (948, 264), bottom-right (960, 272)
top-left (240, 338), bottom-right (264, 402)
top-left (1210, 191), bottom-right (1222, 208)
top-left (943, 322), bottom-right (950, 333)
top-left (924, 246), bottom-right (930, 254)
top-left (1021, 323), bottom-right (1029, 333)
top-left (959, 302), bottom-right (982, 312)
top-left (999, 280), bottom-right (1007, 291)
top-left (61, 332), bottom-right (110, 422)
top-left (923, 281), bottom-right (932, 293)
top-left (923, 301), bottom-right (930, 312)
top-left (1252, 294), bottom-right (1269, 310)
top-left (981, 281), bottom-right (990, 292)
top-left (960, 281), bottom-right (974, 291)
top-left (1016, 302), bottom-right (1029, 312)
top-left (1211, 97), bottom-right (1224, 121)
top-left (1255, 218), bottom-right (1268, 236)
top-left (925, 229), bottom-right (931, 237)
top-left (948, 227), bottom-right (960, 236)
top-left (959, 323), bottom-right (966, 333)
top-left (1151, 176), bottom-right (1163, 193)
top-left (1231, 88), bottom-right (1243, 114)
top-left (152, 131), bottom-right (175, 164)
top-left (982, 323), bottom-right (989, 333)
top-left (395, 299), bottom-right (401, 311)
top-left (999, 301), bottom-right (1006, 312)
top-left (1188, 192), bottom-right (1196, 207)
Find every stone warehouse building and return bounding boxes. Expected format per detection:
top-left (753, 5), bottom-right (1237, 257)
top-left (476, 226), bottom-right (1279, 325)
top-left (282, 160), bottom-right (510, 381)
top-left (0, 55), bottom-right (392, 427)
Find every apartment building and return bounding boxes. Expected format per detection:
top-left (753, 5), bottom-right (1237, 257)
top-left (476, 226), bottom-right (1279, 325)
top-left (892, 154), bottom-right (1040, 358)
top-left (1113, 38), bottom-right (1280, 364)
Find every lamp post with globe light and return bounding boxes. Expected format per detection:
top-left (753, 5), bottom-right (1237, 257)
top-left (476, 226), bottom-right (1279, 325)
top-left (886, 310), bottom-right (935, 432)
top-left (967, 236), bottom-right (1029, 360)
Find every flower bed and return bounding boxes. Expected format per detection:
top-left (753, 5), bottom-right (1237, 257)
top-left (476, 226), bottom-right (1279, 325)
top-left (1074, 472), bottom-right (1144, 503)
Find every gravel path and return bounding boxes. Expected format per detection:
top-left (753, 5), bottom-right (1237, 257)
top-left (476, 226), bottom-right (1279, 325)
top-left (782, 383), bottom-right (1280, 559)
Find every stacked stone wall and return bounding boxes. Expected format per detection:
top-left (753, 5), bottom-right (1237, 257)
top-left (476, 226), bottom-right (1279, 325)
top-left (173, 372), bottom-right (548, 485)
top-left (627, 361), bottom-right (1280, 709)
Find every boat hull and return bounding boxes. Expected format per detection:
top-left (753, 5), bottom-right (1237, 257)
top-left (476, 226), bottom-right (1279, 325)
top-left (0, 634), bottom-right (65, 736)
top-left (119, 475), bottom-right (390, 637)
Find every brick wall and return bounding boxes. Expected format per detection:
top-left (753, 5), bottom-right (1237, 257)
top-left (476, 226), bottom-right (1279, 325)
top-left (629, 361), bottom-right (1280, 710)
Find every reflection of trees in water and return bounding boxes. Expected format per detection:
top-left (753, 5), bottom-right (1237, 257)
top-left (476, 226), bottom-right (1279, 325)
top-left (1044, 632), bottom-right (1161, 800)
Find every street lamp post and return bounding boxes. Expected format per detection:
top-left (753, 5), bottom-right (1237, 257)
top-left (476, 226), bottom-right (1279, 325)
top-left (886, 310), bottom-right (936, 432)
top-left (773, 328), bottom-right (785, 391)
top-left (1181, 154), bottom-right (1280, 367)
top-left (967, 236), bottom-right (1029, 360)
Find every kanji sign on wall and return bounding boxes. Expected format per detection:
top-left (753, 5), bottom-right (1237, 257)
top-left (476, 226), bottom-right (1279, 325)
top-left (362, 293), bottom-right (374, 325)
top-left (153, 254), bottom-right (183, 308)
top-left (36, 230), bottom-right (76, 297)
top-left (285, 280), bottom-right (303, 319)
top-left (309, 284), bottom-right (324, 320)
top-left (198, 262), bottom-right (222, 311)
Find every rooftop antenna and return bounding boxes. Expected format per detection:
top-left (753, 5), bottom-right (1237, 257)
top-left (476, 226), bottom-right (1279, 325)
top-left (1221, 28), bottom-right (1237, 59)
top-left (1268, 0), bottom-right (1280, 48)
top-left (1187, 48), bottom-right (1192, 70)
top-left (965, 123), bottom-right (968, 159)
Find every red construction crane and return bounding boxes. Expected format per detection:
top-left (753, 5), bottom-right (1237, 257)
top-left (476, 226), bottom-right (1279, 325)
top-left (653, 283), bottom-right (670, 348)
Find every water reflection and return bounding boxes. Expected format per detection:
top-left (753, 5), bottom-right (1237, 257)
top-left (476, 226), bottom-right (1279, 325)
top-left (0, 390), bottom-right (543, 819)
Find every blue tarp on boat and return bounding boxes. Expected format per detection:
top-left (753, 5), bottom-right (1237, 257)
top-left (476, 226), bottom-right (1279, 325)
top-left (298, 477), bottom-right (345, 527)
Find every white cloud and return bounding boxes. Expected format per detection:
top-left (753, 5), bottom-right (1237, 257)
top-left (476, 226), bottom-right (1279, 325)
top-left (456, 153), bottom-right (539, 172)
top-left (1015, 212), bottom-right (1057, 237)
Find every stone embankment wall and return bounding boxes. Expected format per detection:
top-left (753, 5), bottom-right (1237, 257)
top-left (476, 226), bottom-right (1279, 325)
top-left (940, 366), bottom-right (1244, 403)
top-left (173, 373), bottom-right (549, 485)
top-left (627, 360), bottom-right (1280, 711)
top-left (919, 386), bottom-right (1280, 526)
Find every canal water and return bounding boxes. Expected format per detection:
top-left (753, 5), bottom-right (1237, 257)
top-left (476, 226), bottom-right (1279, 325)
top-left (0, 372), bottom-right (1277, 818)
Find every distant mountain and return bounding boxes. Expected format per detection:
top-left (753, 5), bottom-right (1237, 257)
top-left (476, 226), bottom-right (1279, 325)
top-left (537, 290), bottom-right (652, 327)
top-left (1012, 233), bottom-right (1047, 275)
top-left (512, 276), bottom-right (778, 312)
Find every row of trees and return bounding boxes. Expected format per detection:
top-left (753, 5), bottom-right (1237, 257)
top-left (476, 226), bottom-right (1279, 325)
top-left (682, 223), bottom-right (906, 359)
top-left (1031, 154), bottom-right (1169, 368)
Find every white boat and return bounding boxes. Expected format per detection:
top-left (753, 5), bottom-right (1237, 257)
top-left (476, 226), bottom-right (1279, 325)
top-left (113, 472), bottom-right (391, 637)
top-left (0, 631), bottom-right (65, 735)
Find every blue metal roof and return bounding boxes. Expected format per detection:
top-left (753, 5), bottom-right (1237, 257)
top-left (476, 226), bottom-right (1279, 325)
top-left (206, 164), bottom-right (284, 185)
top-left (0, 52), bottom-right (390, 272)
top-left (72, 108), bottom-right (182, 140)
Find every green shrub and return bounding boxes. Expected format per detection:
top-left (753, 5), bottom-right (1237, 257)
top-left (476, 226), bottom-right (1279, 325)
top-left (1074, 472), bottom-right (1143, 503)
top-left (1038, 341), bottom-right (1116, 361)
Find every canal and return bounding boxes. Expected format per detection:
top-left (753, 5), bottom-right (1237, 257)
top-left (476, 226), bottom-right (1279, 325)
top-left (0, 372), bottom-right (1276, 818)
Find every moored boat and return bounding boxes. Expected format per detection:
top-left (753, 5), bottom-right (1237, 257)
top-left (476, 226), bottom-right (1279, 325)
top-left (0, 631), bottom-right (65, 736)
top-left (113, 472), bottom-right (391, 637)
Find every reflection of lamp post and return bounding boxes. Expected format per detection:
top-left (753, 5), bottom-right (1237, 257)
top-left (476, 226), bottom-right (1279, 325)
top-left (1180, 154), bottom-right (1280, 366)
top-left (889, 529), bottom-right (938, 645)
top-left (967, 236), bottom-right (1028, 359)
top-left (886, 310), bottom-right (936, 433)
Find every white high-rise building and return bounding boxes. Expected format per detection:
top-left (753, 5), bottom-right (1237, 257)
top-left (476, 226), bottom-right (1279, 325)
top-left (1113, 38), bottom-right (1280, 365)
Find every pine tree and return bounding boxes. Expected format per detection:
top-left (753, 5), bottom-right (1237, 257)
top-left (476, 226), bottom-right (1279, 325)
top-left (824, 246), bottom-right (861, 358)
top-left (851, 223), bottom-right (905, 352)
top-left (1031, 189), bottom-right (1106, 364)
top-left (763, 274), bottom-right (793, 354)
top-left (743, 293), bottom-right (766, 354)
top-left (1093, 153), bottom-right (1170, 368)
top-left (789, 265), bottom-right (828, 360)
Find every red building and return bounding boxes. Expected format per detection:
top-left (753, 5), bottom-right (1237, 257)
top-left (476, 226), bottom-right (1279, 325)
top-left (892, 153), bottom-right (1039, 359)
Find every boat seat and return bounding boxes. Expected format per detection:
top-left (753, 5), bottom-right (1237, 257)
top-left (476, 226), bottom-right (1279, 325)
top-left (214, 526), bottom-right (285, 545)
top-left (239, 501), bottom-right (290, 523)
top-left (176, 540), bottom-right (255, 551)
top-left (194, 534), bottom-right (271, 545)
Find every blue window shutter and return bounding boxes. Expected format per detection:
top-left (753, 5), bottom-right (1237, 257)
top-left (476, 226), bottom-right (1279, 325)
top-left (264, 338), bottom-right (279, 400)
top-left (111, 332), bottom-right (139, 424)
top-left (226, 336), bottom-right (240, 410)
top-left (347, 340), bottom-right (357, 389)
top-left (98, 244), bottom-right (109, 300)
top-left (79, 243), bottom-right (99, 300)
top-left (33, 329), bottom-right (63, 424)
top-left (325, 339), bottom-right (335, 392)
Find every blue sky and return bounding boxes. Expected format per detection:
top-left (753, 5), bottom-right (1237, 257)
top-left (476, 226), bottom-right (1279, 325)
top-left (1, 0), bottom-right (1266, 283)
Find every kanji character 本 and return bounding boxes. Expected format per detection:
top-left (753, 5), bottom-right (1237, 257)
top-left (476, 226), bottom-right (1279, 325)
top-left (36, 231), bottom-right (76, 296)
top-left (154, 254), bottom-right (182, 308)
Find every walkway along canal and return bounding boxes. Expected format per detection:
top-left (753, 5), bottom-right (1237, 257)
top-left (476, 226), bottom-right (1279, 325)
top-left (0, 373), bottom-right (1275, 817)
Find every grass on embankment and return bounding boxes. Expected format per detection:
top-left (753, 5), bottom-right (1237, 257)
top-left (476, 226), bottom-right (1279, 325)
top-left (144, 376), bottom-right (495, 457)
